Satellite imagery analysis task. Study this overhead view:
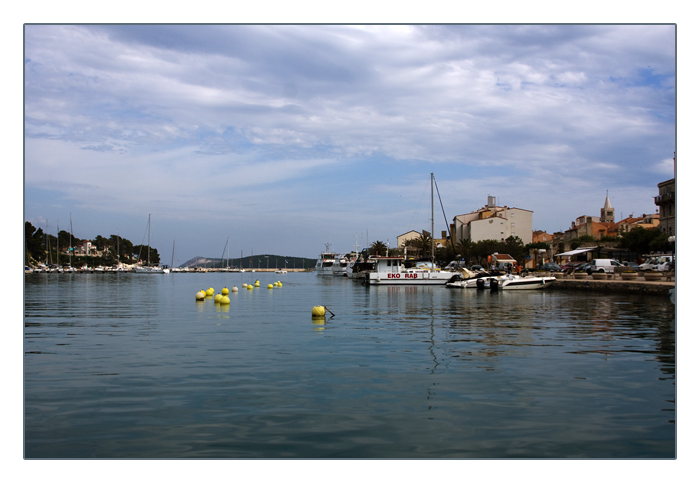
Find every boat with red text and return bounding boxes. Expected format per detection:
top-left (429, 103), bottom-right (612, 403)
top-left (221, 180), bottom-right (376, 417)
top-left (364, 256), bottom-right (455, 285)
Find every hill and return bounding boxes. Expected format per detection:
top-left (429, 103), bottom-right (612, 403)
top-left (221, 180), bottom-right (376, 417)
top-left (180, 255), bottom-right (316, 270)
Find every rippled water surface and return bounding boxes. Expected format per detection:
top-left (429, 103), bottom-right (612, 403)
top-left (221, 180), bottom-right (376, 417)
top-left (24, 272), bottom-right (676, 458)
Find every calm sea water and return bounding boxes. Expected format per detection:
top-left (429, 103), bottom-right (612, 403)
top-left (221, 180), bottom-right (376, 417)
top-left (24, 272), bottom-right (675, 458)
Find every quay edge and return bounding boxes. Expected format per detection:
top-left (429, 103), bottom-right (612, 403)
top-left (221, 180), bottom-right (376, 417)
top-left (551, 278), bottom-right (675, 296)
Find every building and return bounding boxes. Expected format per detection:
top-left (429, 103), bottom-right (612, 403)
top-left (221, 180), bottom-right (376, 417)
top-left (532, 230), bottom-right (554, 244)
top-left (563, 194), bottom-right (617, 241)
top-left (453, 196), bottom-right (533, 244)
top-left (655, 178), bottom-right (675, 236)
top-left (614, 213), bottom-right (659, 235)
top-left (397, 230), bottom-right (421, 249)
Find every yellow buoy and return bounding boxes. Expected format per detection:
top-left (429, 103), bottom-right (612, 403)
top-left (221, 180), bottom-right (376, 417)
top-left (195, 290), bottom-right (206, 300)
top-left (268, 284), bottom-right (274, 289)
top-left (311, 305), bottom-right (326, 317)
top-left (214, 293), bottom-right (222, 303)
top-left (206, 287), bottom-right (215, 296)
top-left (247, 284), bottom-right (254, 290)
top-left (220, 295), bottom-right (230, 304)
top-left (278, 282), bottom-right (283, 287)
top-left (222, 287), bottom-right (229, 295)
top-left (254, 280), bottom-right (260, 287)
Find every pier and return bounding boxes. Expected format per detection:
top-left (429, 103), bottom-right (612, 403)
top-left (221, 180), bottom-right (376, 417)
top-left (549, 273), bottom-right (675, 296)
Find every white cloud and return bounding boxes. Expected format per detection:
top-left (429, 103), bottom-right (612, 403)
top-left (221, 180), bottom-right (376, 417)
top-left (23, 24), bottom-right (676, 260)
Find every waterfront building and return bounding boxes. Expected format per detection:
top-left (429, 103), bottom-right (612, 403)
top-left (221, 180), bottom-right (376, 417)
top-left (396, 230), bottom-right (421, 249)
top-left (452, 196), bottom-right (533, 244)
top-left (655, 178), bottom-right (675, 236)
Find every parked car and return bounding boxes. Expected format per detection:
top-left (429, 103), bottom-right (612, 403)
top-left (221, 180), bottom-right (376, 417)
top-left (639, 255), bottom-right (674, 272)
top-left (574, 262), bottom-right (592, 273)
top-left (584, 259), bottom-right (625, 274)
top-left (540, 262), bottom-right (563, 272)
top-left (561, 261), bottom-right (585, 273)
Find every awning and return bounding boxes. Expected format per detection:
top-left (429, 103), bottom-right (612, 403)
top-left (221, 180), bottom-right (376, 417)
top-left (555, 247), bottom-right (597, 257)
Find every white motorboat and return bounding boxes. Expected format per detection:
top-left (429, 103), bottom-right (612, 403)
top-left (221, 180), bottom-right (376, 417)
top-left (315, 243), bottom-right (338, 275)
top-left (446, 270), bottom-right (505, 289)
top-left (331, 255), bottom-right (349, 276)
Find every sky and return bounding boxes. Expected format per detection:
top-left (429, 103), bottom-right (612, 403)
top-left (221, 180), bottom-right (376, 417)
top-left (23, 23), bottom-right (676, 265)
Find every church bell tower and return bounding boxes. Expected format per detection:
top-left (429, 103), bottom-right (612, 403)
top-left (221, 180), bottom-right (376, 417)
top-left (601, 191), bottom-right (615, 223)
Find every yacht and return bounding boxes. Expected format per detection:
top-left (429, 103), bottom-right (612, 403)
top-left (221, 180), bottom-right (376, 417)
top-left (315, 244), bottom-right (338, 275)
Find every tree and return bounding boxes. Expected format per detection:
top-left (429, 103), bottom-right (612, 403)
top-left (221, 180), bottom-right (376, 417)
top-left (405, 232), bottom-right (433, 258)
top-left (621, 227), bottom-right (671, 256)
top-left (456, 239), bottom-right (475, 263)
top-left (25, 222), bottom-right (45, 263)
top-left (370, 240), bottom-right (388, 256)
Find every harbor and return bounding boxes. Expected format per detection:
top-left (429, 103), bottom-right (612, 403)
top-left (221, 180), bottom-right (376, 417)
top-left (24, 270), bottom-right (675, 458)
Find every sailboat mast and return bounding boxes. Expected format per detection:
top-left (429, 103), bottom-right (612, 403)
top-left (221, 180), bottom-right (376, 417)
top-left (69, 213), bottom-right (73, 268)
top-left (147, 214), bottom-right (151, 266)
top-left (431, 172), bottom-right (435, 265)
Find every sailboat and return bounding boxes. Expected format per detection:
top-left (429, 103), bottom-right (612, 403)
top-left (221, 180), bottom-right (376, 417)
top-left (365, 173), bottom-right (456, 285)
top-left (133, 214), bottom-right (166, 273)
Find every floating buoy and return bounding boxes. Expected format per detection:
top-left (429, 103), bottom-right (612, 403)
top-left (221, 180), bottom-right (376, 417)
top-left (247, 284), bottom-right (254, 290)
top-left (214, 293), bottom-right (222, 303)
top-left (254, 280), bottom-right (260, 287)
top-left (311, 305), bottom-right (326, 317)
top-left (242, 283), bottom-right (248, 288)
top-left (222, 287), bottom-right (229, 295)
top-left (195, 290), bottom-right (206, 300)
top-left (231, 286), bottom-right (238, 292)
top-left (220, 295), bottom-right (230, 304)
top-left (268, 284), bottom-right (274, 289)
top-left (206, 287), bottom-right (215, 296)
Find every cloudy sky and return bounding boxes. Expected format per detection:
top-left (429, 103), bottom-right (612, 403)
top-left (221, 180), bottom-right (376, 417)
top-left (23, 23), bottom-right (676, 264)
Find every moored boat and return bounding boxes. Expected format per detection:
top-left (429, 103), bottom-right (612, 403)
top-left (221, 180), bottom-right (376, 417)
top-left (498, 274), bottom-right (556, 290)
top-left (315, 243), bottom-right (338, 275)
top-left (364, 256), bottom-right (455, 285)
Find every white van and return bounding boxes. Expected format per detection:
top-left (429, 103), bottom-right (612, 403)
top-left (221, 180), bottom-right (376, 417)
top-left (639, 255), bottom-right (674, 272)
top-left (585, 259), bottom-right (625, 274)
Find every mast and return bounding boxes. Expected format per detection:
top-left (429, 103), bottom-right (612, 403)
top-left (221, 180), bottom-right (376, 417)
top-left (171, 239), bottom-right (175, 270)
top-left (147, 214), bottom-right (151, 267)
top-left (69, 213), bottom-right (73, 268)
top-left (57, 222), bottom-right (60, 267)
top-left (45, 220), bottom-right (49, 266)
top-left (431, 172), bottom-right (435, 266)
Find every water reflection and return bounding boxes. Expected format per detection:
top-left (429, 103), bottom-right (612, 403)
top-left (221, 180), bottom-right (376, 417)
top-left (24, 273), bottom-right (675, 458)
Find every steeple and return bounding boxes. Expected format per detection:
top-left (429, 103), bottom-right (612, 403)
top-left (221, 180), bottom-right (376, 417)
top-left (601, 191), bottom-right (615, 223)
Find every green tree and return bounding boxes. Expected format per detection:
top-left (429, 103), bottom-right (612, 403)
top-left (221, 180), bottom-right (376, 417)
top-left (405, 232), bottom-right (433, 258)
top-left (25, 222), bottom-right (46, 263)
top-left (455, 239), bottom-right (475, 263)
top-left (370, 240), bottom-right (388, 256)
top-left (621, 227), bottom-right (671, 255)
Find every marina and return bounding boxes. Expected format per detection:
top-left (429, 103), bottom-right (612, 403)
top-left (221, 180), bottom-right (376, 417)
top-left (24, 270), bottom-right (675, 458)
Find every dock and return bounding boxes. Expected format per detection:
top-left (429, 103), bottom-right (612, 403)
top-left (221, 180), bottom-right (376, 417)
top-left (549, 273), bottom-right (675, 296)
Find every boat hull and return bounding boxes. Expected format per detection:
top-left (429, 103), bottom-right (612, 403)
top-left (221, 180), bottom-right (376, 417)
top-left (366, 271), bottom-right (454, 285)
top-left (500, 276), bottom-right (556, 290)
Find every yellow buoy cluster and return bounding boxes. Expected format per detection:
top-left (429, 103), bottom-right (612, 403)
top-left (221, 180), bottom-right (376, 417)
top-left (195, 280), bottom-right (282, 302)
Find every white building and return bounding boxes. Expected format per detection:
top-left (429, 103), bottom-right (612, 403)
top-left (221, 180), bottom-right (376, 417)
top-left (453, 196), bottom-right (533, 244)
